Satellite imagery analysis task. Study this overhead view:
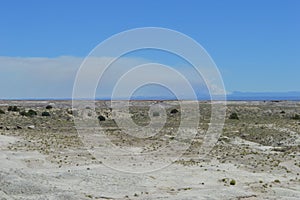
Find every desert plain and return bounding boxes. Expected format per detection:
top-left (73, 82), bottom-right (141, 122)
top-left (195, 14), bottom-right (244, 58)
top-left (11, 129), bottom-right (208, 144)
top-left (0, 100), bottom-right (299, 199)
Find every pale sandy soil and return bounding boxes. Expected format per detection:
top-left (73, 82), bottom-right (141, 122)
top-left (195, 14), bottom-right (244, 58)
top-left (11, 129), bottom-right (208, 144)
top-left (0, 101), bottom-right (299, 199)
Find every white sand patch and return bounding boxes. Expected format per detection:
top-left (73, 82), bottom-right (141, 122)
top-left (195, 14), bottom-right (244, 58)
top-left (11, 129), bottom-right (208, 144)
top-left (0, 135), bottom-right (18, 147)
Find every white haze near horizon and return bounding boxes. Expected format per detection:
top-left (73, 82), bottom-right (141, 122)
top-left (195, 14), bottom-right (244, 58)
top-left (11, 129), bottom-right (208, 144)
top-left (0, 56), bottom-right (211, 100)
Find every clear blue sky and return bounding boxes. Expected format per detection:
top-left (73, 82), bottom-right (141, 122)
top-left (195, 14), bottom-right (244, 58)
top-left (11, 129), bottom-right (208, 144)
top-left (0, 0), bottom-right (299, 98)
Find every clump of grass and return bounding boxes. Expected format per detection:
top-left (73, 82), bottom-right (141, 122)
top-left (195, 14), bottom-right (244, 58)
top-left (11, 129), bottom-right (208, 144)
top-left (0, 109), bottom-right (5, 114)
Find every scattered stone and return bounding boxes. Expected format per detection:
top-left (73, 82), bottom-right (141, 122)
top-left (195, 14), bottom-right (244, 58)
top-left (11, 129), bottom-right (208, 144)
top-left (28, 125), bottom-right (35, 130)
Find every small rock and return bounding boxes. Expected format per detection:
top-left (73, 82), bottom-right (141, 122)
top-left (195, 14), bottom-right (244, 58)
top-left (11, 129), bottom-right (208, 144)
top-left (28, 125), bottom-right (35, 129)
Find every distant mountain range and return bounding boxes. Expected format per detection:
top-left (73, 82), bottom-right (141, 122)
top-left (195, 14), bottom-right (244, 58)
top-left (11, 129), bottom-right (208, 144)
top-left (227, 91), bottom-right (300, 101)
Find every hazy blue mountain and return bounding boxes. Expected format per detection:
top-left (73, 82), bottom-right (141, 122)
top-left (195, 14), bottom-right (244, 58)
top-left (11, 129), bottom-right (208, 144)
top-left (227, 91), bottom-right (300, 101)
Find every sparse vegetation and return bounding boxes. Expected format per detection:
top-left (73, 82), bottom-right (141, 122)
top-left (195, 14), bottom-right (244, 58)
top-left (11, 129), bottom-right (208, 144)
top-left (42, 111), bottom-right (51, 116)
top-left (28, 109), bottom-right (37, 116)
top-left (230, 179), bottom-right (236, 185)
top-left (1, 100), bottom-right (299, 199)
top-left (0, 109), bottom-right (5, 114)
top-left (8, 106), bottom-right (20, 112)
top-left (229, 112), bottom-right (239, 120)
top-left (98, 115), bottom-right (106, 121)
top-left (170, 108), bottom-right (179, 114)
top-left (291, 114), bottom-right (300, 120)
top-left (20, 109), bottom-right (37, 117)
top-left (46, 105), bottom-right (53, 109)
top-left (152, 111), bottom-right (160, 117)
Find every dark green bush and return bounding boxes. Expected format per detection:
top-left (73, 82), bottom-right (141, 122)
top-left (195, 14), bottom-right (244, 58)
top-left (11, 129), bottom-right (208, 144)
top-left (46, 105), bottom-right (53, 109)
top-left (229, 112), bottom-right (239, 120)
top-left (98, 115), bottom-right (106, 121)
top-left (0, 109), bottom-right (5, 114)
top-left (42, 111), bottom-right (51, 116)
top-left (230, 179), bottom-right (236, 185)
top-left (8, 106), bottom-right (20, 112)
top-left (27, 109), bottom-right (37, 116)
top-left (19, 109), bottom-right (37, 117)
top-left (170, 109), bottom-right (179, 114)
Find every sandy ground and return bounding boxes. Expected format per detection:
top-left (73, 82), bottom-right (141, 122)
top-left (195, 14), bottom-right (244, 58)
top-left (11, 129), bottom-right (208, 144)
top-left (0, 101), bottom-right (300, 199)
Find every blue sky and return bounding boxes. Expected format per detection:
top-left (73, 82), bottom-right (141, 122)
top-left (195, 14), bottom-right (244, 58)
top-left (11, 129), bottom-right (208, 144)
top-left (0, 0), bottom-right (299, 99)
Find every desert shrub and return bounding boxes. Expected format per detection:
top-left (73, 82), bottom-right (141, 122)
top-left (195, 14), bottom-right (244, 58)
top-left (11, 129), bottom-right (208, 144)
top-left (230, 179), bottom-right (236, 185)
top-left (0, 109), bottom-right (5, 114)
top-left (229, 112), bottom-right (239, 120)
top-left (8, 106), bottom-right (20, 112)
top-left (170, 109), bottom-right (179, 114)
top-left (98, 115), bottom-right (106, 121)
top-left (291, 114), bottom-right (300, 120)
top-left (46, 105), bottom-right (53, 109)
top-left (27, 109), bottom-right (37, 116)
top-left (19, 111), bottom-right (26, 116)
top-left (42, 111), bottom-right (51, 116)
top-left (20, 109), bottom-right (37, 117)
